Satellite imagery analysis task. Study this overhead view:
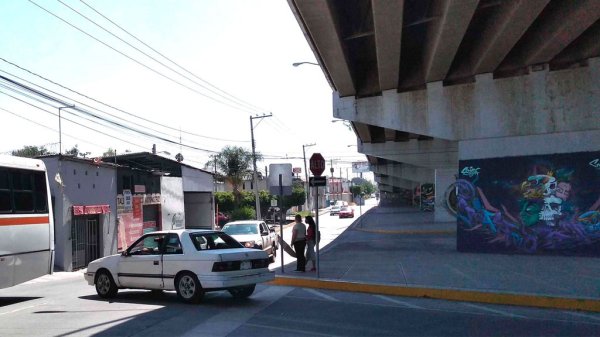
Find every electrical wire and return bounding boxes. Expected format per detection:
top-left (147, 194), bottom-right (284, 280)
top-left (27, 0), bottom-right (260, 116)
top-left (0, 58), bottom-right (250, 143)
top-left (78, 0), bottom-right (269, 114)
top-left (57, 0), bottom-right (267, 115)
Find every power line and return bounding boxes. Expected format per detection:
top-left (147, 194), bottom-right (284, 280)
top-left (57, 0), bottom-right (267, 115)
top-left (0, 59), bottom-right (249, 143)
top-left (27, 0), bottom-right (260, 116)
top-left (78, 0), bottom-right (269, 115)
top-left (0, 82), bottom-right (219, 154)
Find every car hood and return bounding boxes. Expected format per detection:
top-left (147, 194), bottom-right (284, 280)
top-left (87, 254), bottom-right (121, 271)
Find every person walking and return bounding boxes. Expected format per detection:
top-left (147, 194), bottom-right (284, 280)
top-left (305, 215), bottom-right (317, 272)
top-left (291, 214), bottom-right (307, 272)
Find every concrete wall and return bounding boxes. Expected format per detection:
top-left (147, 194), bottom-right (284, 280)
top-left (181, 166), bottom-right (213, 192)
top-left (335, 57), bottom-right (600, 141)
top-left (160, 176), bottom-right (185, 230)
top-left (42, 157), bottom-right (117, 271)
top-left (434, 168), bottom-right (455, 222)
top-left (184, 192), bottom-right (213, 229)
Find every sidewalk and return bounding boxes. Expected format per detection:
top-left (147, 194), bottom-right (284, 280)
top-left (270, 205), bottom-right (600, 312)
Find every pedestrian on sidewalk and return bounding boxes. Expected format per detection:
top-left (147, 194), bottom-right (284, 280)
top-left (291, 214), bottom-right (306, 272)
top-left (305, 215), bottom-right (317, 272)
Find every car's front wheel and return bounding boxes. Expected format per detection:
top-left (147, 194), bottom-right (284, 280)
top-left (95, 270), bottom-right (118, 299)
top-left (228, 284), bottom-right (256, 299)
top-left (175, 272), bottom-right (204, 304)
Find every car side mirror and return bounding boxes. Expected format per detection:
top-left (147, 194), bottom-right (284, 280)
top-left (121, 250), bottom-right (130, 257)
top-left (269, 227), bottom-right (275, 233)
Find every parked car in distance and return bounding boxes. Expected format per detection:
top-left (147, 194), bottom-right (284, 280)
top-left (84, 230), bottom-right (274, 303)
top-left (338, 206), bottom-right (354, 218)
top-left (221, 220), bottom-right (278, 263)
top-left (330, 205), bottom-right (342, 216)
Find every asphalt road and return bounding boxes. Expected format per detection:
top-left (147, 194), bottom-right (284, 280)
top-left (1, 270), bottom-right (599, 337)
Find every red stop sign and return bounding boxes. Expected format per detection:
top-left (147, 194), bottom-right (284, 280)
top-left (309, 153), bottom-right (325, 176)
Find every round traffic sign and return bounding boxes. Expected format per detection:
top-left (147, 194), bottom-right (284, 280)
top-left (309, 153), bottom-right (325, 176)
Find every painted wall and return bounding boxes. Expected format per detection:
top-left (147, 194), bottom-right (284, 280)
top-left (457, 151), bottom-right (600, 256)
top-left (42, 157), bottom-right (117, 271)
top-left (184, 192), bottom-right (213, 229)
top-left (161, 176), bottom-right (185, 230)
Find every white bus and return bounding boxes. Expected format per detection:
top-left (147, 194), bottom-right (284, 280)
top-left (0, 155), bottom-right (54, 289)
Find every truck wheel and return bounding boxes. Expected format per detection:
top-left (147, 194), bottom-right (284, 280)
top-left (228, 284), bottom-right (256, 299)
top-left (269, 246), bottom-right (277, 263)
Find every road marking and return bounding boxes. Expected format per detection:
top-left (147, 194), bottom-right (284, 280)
top-left (179, 286), bottom-right (294, 337)
top-left (563, 311), bottom-right (600, 322)
top-left (374, 295), bottom-right (424, 309)
top-left (304, 288), bottom-right (339, 302)
top-left (462, 303), bottom-right (527, 319)
top-left (0, 302), bottom-right (47, 316)
top-left (245, 323), bottom-right (342, 337)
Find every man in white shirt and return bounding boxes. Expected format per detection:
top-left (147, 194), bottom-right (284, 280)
top-left (291, 214), bottom-right (307, 272)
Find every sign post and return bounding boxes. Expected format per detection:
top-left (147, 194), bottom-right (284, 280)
top-left (309, 153), bottom-right (325, 278)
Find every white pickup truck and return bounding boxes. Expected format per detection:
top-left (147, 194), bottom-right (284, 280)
top-left (220, 220), bottom-right (278, 263)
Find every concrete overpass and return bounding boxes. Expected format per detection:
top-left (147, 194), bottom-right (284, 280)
top-left (288, 0), bottom-right (600, 226)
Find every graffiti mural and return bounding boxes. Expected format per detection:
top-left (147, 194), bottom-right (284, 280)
top-left (457, 151), bottom-right (600, 256)
top-left (420, 183), bottom-right (435, 212)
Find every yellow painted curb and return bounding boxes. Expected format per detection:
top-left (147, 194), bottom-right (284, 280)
top-left (268, 276), bottom-right (600, 313)
top-left (354, 227), bottom-right (455, 235)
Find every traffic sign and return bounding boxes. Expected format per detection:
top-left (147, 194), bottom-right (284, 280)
top-left (309, 153), bottom-right (325, 176)
top-left (309, 176), bottom-right (327, 187)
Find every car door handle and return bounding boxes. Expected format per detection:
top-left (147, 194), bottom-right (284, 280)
top-left (153, 261), bottom-right (159, 265)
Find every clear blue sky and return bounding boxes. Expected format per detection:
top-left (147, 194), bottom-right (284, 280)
top-left (0, 0), bottom-right (369, 180)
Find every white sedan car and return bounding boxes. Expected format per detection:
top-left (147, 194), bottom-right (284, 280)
top-left (84, 230), bottom-right (274, 303)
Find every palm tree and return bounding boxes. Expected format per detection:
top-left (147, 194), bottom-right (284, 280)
top-left (206, 146), bottom-right (262, 207)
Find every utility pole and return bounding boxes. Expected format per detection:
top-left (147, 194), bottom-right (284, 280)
top-left (58, 105), bottom-right (74, 154)
top-left (302, 143), bottom-right (316, 212)
top-left (250, 113), bottom-right (272, 221)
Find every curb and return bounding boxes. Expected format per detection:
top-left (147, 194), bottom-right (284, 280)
top-left (268, 276), bottom-right (600, 313)
top-left (353, 227), bottom-right (456, 235)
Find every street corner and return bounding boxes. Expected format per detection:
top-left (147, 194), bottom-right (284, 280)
top-left (268, 276), bottom-right (600, 313)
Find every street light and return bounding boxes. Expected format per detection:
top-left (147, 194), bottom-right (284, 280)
top-left (58, 105), bottom-right (75, 154)
top-left (292, 61), bottom-right (319, 67)
top-left (302, 143), bottom-right (316, 212)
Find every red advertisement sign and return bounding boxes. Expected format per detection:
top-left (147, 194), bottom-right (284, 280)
top-left (132, 196), bottom-right (142, 220)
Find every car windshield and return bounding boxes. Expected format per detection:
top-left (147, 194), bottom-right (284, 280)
top-left (221, 224), bottom-right (259, 235)
top-left (189, 232), bottom-right (243, 250)
top-left (340, 207), bottom-right (349, 211)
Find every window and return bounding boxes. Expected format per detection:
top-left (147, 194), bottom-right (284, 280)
top-left (164, 234), bottom-right (183, 254)
top-left (0, 169), bottom-right (48, 213)
top-left (190, 232), bottom-right (242, 251)
top-left (0, 169), bottom-right (11, 212)
top-left (128, 234), bottom-right (165, 255)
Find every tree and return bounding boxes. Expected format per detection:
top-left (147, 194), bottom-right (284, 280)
top-left (64, 145), bottom-right (80, 157)
top-left (103, 148), bottom-right (117, 157)
top-left (276, 180), bottom-right (306, 215)
top-left (214, 191), bottom-right (235, 213)
top-left (205, 146), bottom-right (262, 207)
top-left (11, 145), bottom-right (50, 158)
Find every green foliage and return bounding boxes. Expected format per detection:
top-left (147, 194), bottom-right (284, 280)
top-left (351, 180), bottom-right (376, 197)
top-left (276, 181), bottom-right (306, 214)
top-left (215, 191), bottom-right (235, 213)
top-left (64, 145), bottom-right (80, 156)
top-left (12, 145), bottom-right (50, 158)
top-left (240, 191), bottom-right (255, 208)
top-left (230, 206), bottom-right (256, 221)
top-left (205, 146), bottom-right (261, 207)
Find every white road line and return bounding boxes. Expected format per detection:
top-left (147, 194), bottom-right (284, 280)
top-left (245, 323), bottom-right (343, 337)
top-left (563, 311), bottom-right (600, 322)
top-left (462, 303), bottom-right (527, 319)
top-left (0, 302), bottom-right (48, 316)
top-left (373, 295), bottom-right (424, 309)
top-left (304, 288), bottom-right (340, 302)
